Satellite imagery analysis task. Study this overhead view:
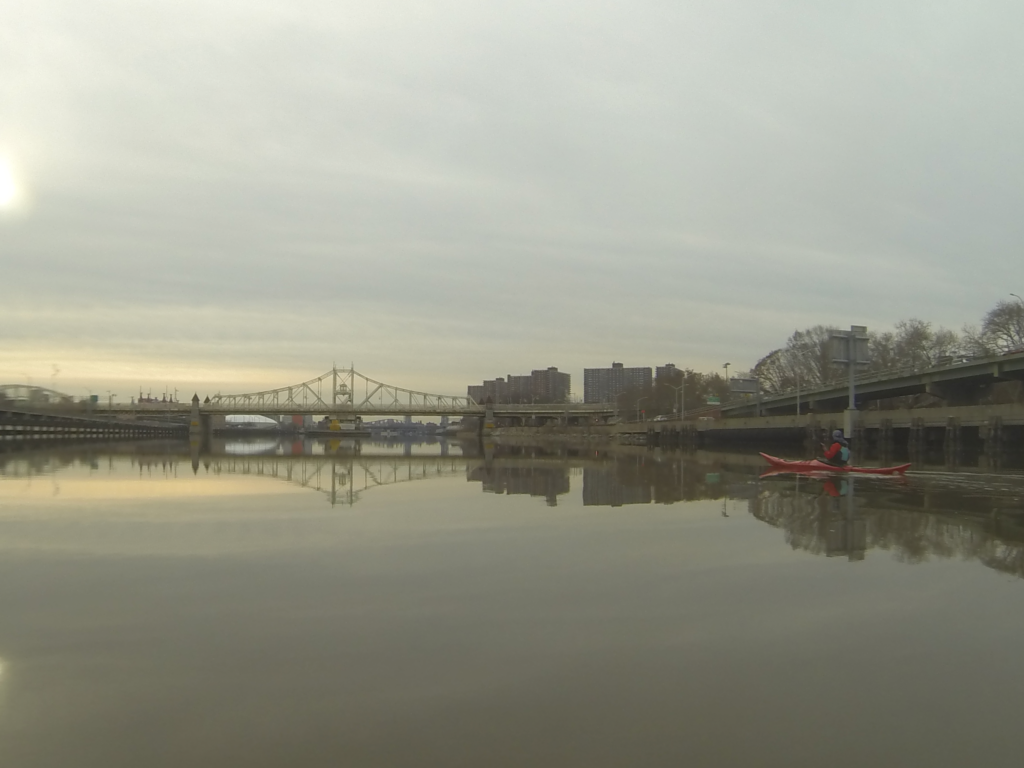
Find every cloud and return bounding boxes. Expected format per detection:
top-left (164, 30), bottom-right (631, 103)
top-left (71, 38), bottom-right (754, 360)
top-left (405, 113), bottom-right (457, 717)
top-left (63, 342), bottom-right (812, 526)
top-left (2, 0), bottom-right (1023, 394)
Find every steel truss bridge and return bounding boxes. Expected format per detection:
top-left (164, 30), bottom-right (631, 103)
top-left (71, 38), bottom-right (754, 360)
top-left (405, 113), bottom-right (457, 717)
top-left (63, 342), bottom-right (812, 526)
top-left (2, 368), bottom-right (616, 419)
top-left (208, 368), bottom-right (477, 415)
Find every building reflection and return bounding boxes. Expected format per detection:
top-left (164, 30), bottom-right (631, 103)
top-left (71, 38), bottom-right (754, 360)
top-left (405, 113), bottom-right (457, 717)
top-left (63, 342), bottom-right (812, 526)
top-left (468, 465), bottom-right (570, 506)
top-left (583, 468), bottom-right (651, 507)
top-left (5, 439), bottom-right (1024, 580)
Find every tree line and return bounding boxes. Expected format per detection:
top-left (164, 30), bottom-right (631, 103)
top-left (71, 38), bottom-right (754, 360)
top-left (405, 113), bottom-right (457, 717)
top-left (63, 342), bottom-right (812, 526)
top-left (751, 298), bottom-right (1024, 396)
top-left (612, 297), bottom-right (1024, 417)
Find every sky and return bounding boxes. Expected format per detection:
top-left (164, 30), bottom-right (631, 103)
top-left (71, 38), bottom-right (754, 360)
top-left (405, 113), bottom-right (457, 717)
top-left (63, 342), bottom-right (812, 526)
top-left (2, 0), bottom-right (1023, 400)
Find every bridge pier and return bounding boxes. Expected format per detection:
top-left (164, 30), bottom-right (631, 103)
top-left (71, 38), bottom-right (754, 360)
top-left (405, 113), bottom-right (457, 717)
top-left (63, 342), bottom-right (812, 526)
top-left (943, 417), bottom-right (961, 469)
top-left (943, 416), bottom-right (961, 455)
top-left (879, 418), bottom-right (894, 451)
top-left (852, 419), bottom-right (866, 449)
top-left (876, 418), bottom-right (894, 464)
top-left (909, 417), bottom-right (926, 458)
top-left (982, 416), bottom-right (1003, 469)
top-left (843, 408), bottom-right (859, 442)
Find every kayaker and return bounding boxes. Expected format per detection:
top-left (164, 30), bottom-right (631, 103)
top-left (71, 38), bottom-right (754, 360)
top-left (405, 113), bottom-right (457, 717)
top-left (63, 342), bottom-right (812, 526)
top-left (821, 430), bottom-right (851, 467)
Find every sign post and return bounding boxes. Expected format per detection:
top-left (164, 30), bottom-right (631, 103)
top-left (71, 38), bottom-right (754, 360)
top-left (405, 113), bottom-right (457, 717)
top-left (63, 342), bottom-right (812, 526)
top-left (729, 374), bottom-right (761, 416)
top-left (830, 325), bottom-right (870, 439)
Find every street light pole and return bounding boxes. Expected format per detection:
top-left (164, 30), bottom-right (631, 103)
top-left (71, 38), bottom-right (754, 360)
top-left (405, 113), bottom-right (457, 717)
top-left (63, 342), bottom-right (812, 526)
top-left (722, 363), bottom-right (730, 404)
top-left (670, 381), bottom-right (685, 419)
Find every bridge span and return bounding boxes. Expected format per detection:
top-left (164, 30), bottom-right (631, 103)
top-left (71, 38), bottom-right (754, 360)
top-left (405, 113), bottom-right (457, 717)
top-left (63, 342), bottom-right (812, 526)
top-left (0, 368), bottom-right (617, 432)
top-left (723, 350), bottom-right (1024, 417)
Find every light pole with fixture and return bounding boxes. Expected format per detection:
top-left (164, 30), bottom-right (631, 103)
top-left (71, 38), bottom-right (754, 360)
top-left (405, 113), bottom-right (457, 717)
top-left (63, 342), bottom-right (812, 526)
top-left (670, 381), bottom-right (685, 419)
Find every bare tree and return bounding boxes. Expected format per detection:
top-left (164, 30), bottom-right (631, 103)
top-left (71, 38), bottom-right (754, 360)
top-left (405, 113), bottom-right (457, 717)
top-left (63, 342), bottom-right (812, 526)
top-left (961, 323), bottom-right (993, 357)
top-left (752, 326), bottom-right (841, 394)
top-left (869, 319), bottom-right (962, 372)
top-left (976, 300), bottom-right (1024, 353)
top-left (752, 349), bottom-right (791, 394)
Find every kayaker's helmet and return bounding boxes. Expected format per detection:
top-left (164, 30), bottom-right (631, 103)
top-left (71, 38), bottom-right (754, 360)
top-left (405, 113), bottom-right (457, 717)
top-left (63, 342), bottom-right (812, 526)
top-left (832, 430), bottom-right (844, 440)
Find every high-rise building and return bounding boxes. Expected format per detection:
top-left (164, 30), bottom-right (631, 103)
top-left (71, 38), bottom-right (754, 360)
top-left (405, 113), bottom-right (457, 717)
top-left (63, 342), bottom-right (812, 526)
top-left (468, 377), bottom-right (509, 404)
top-left (583, 362), bottom-right (652, 403)
top-left (531, 367), bottom-right (571, 403)
top-left (656, 363), bottom-right (679, 383)
top-left (507, 375), bottom-right (533, 402)
top-left (467, 367), bottom-right (571, 404)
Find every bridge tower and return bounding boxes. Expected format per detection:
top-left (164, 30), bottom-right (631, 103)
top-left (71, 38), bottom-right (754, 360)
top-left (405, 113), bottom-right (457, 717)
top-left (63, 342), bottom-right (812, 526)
top-left (189, 393), bottom-right (201, 437)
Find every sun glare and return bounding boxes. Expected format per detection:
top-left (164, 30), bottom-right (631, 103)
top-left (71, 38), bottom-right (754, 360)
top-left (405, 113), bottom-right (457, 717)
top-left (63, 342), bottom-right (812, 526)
top-left (0, 158), bottom-right (18, 208)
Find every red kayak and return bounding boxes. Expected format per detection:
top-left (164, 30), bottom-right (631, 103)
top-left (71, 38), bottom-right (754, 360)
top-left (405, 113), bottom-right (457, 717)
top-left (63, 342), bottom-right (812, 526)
top-left (759, 453), bottom-right (910, 476)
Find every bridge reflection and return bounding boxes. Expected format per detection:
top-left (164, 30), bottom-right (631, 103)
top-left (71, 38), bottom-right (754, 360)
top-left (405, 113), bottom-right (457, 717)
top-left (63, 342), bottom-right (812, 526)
top-left (4, 440), bottom-right (1024, 579)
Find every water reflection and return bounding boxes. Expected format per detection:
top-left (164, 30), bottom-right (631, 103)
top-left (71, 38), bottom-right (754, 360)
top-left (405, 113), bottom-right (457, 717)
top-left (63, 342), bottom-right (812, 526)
top-left (753, 473), bottom-right (1024, 576)
top-left (4, 438), bottom-right (1024, 578)
top-left (5, 439), bottom-right (1024, 766)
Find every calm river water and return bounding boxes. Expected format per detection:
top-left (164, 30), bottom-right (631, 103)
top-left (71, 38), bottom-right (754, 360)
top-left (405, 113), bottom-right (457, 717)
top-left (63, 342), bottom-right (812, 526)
top-left (2, 438), bottom-right (1024, 767)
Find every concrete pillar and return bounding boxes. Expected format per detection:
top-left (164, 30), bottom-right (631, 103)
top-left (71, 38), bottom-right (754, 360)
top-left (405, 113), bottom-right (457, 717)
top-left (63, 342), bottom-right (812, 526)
top-left (909, 417), bottom-right (925, 456)
top-left (943, 416), bottom-right (961, 454)
top-left (880, 418), bottom-right (893, 451)
top-left (878, 418), bottom-right (893, 463)
top-left (843, 409), bottom-right (857, 442)
top-left (852, 421), bottom-right (865, 448)
top-left (983, 416), bottom-right (1003, 468)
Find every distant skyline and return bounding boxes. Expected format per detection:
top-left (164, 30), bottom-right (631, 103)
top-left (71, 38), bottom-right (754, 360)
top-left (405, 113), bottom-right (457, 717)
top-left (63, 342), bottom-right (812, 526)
top-left (3, 1), bottom-right (1022, 398)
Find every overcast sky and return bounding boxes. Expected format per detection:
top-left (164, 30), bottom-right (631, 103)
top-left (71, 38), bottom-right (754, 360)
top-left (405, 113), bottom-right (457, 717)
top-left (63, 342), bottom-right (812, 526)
top-left (2, 1), bottom-right (1022, 398)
